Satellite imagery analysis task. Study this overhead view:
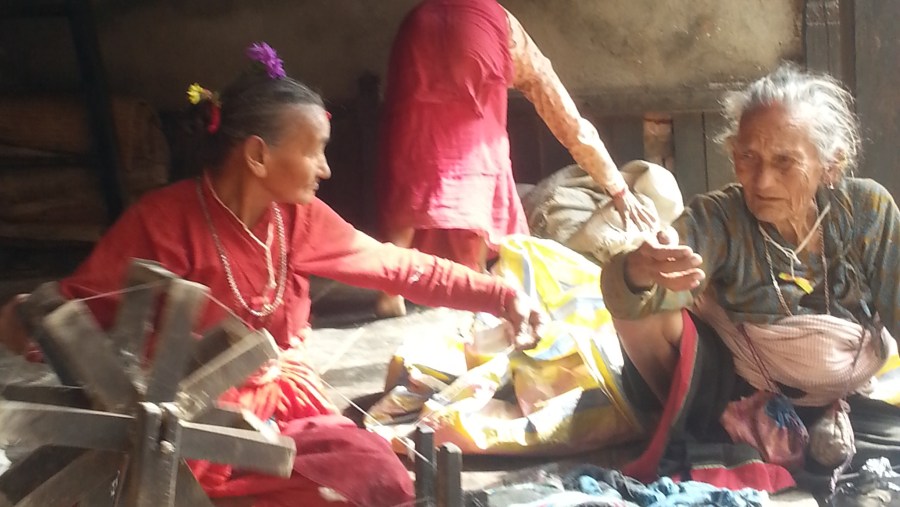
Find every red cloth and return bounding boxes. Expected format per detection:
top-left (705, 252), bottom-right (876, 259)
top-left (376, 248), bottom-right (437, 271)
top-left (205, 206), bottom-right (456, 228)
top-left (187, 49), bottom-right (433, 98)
top-left (206, 416), bottom-right (413, 507)
top-left (219, 346), bottom-right (338, 426)
top-left (690, 461), bottom-right (796, 494)
top-left (57, 178), bottom-right (515, 504)
top-left (378, 0), bottom-right (529, 251)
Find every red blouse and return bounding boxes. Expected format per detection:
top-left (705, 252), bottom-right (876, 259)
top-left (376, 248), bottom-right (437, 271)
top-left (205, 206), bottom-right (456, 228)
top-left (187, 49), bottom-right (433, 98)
top-left (60, 178), bottom-right (515, 350)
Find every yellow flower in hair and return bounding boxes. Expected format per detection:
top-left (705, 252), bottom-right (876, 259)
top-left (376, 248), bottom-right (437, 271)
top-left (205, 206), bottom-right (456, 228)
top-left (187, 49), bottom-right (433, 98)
top-left (187, 83), bottom-right (207, 105)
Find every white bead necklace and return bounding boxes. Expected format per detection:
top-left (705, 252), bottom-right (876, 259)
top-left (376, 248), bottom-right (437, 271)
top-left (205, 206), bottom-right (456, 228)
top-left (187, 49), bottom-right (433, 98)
top-left (196, 176), bottom-right (287, 318)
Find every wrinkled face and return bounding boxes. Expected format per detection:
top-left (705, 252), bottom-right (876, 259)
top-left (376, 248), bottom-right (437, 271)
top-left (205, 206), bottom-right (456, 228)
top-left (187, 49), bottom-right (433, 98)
top-left (262, 104), bottom-right (331, 204)
top-left (732, 103), bottom-right (828, 226)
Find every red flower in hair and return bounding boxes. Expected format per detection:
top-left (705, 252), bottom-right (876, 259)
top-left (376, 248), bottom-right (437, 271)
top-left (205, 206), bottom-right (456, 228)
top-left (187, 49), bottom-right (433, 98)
top-left (207, 103), bottom-right (221, 134)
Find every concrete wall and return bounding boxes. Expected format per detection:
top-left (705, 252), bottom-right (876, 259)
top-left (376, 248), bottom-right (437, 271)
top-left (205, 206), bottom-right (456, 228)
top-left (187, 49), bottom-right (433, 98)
top-left (0, 0), bottom-right (803, 109)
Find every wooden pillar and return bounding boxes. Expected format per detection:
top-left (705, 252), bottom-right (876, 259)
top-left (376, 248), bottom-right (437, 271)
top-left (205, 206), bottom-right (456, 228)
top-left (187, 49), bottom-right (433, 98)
top-left (848, 0), bottom-right (900, 195)
top-left (435, 443), bottom-right (462, 507)
top-left (413, 425), bottom-right (436, 507)
top-left (357, 72), bottom-right (380, 233)
top-left (804, 0), bottom-right (846, 78)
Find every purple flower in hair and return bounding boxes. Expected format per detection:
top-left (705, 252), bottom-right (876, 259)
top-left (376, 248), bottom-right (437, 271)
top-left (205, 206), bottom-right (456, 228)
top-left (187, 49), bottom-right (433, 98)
top-left (246, 42), bottom-right (286, 79)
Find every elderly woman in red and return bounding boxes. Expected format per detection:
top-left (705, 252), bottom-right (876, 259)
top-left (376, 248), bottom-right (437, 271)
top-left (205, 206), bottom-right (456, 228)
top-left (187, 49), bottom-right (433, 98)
top-left (0, 43), bottom-right (544, 507)
top-left (375, 0), bottom-right (657, 317)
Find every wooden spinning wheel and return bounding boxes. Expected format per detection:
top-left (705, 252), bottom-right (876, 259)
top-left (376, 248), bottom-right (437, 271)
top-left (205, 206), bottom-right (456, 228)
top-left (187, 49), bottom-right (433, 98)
top-left (0, 260), bottom-right (296, 507)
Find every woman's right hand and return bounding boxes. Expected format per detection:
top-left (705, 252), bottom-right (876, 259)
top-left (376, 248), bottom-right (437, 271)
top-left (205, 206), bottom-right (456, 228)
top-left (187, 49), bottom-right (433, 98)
top-left (500, 290), bottom-right (547, 351)
top-left (624, 229), bottom-right (705, 292)
top-left (0, 295), bottom-right (31, 355)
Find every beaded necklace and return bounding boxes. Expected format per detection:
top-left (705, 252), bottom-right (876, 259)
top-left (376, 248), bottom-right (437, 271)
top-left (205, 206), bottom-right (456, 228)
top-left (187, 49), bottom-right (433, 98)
top-left (196, 176), bottom-right (287, 318)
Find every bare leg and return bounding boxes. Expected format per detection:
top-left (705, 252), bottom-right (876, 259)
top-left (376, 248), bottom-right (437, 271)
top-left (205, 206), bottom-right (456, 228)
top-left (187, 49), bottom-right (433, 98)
top-left (473, 239), bottom-right (489, 273)
top-left (450, 233), bottom-right (488, 273)
top-left (612, 310), bottom-right (685, 403)
top-left (375, 226), bottom-right (416, 318)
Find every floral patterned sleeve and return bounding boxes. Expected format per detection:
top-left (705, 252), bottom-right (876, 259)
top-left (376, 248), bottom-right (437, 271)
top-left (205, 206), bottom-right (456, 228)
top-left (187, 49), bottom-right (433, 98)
top-left (505, 8), bottom-right (626, 196)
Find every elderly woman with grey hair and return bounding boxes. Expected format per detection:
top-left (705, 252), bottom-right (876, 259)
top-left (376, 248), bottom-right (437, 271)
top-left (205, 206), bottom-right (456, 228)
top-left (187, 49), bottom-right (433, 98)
top-left (600, 64), bottom-right (900, 497)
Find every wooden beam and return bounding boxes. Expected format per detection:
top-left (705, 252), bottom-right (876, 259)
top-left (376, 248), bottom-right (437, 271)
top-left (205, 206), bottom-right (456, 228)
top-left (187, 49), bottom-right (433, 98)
top-left (77, 478), bottom-right (117, 507)
top-left (702, 113), bottom-right (734, 191)
top-left (435, 443), bottom-right (462, 507)
top-left (0, 447), bottom-right (120, 507)
top-left (67, 0), bottom-right (125, 221)
top-left (192, 406), bottom-right (255, 431)
top-left (179, 420), bottom-right (295, 477)
top-left (672, 113), bottom-right (708, 201)
top-left (186, 316), bottom-right (250, 373)
top-left (145, 279), bottom-right (209, 403)
top-left (172, 462), bottom-right (216, 507)
top-left (109, 260), bottom-right (174, 368)
top-left (42, 301), bottom-right (139, 413)
top-left (119, 403), bottom-right (179, 507)
top-left (0, 401), bottom-right (130, 451)
top-left (852, 0), bottom-right (900, 195)
top-left (17, 282), bottom-right (77, 385)
top-left (176, 327), bottom-right (278, 421)
top-left (0, 447), bottom-right (84, 507)
top-left (0, 385), bottom-right (91, 409)
top-left (414, 425), bottom-right (436, 507)
top-left (805, 0), bottom-right (844, 77)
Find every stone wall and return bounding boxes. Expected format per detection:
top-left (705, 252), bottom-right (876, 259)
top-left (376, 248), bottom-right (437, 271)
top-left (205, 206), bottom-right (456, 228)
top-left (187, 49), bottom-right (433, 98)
top-left (0, 0), bottom-right (803, 108)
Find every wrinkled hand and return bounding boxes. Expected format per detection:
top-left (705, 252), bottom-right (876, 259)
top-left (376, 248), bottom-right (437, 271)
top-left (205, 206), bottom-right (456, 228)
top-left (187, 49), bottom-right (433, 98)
top-left (0, 295), bottom-right (30, 355)
top-left (612, 188), bottom-right (657, 231)
top-left (501, 291), bottom-right (546, 350)
top-left (624, 229), bottom-right (705, 292)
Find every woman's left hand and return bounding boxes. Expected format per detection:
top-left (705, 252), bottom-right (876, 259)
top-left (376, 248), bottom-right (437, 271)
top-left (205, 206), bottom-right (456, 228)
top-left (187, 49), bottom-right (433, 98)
top-left (501, 290), bottom-right (547, 350)
top-left (612, 188), bottom-right (657, 231)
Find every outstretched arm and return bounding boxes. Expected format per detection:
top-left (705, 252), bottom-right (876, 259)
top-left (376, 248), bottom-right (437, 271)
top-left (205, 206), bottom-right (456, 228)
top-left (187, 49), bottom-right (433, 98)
top-left (504, 8), bottom-right (655, 229)
top-left (295, 201), bottom-right (545, 348)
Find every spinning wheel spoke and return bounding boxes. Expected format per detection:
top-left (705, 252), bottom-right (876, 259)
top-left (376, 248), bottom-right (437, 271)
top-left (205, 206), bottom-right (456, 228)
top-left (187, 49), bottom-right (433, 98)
top-left (109, 261), bottom-right (174, 364)
top-left (17, 282), bottom-right (76, 385)
top-left (180, 420), bottom-right (295, 477)
top-left (0, 447), bottom-right (120, 507)
top-left (119, 403), bottom-right (180, 507)
top-left (0, 401), bottom-right (130, 451)
top-left (43, 302), bottom-right (139, 413)
top-left (145, 280), bottom-right (209, 403)
top-left (176, 327), bottom-right (278, 421)
top-left (1, 385), bottom-right (91, 409)
top-left (172, 462), bottom-right (215, 507)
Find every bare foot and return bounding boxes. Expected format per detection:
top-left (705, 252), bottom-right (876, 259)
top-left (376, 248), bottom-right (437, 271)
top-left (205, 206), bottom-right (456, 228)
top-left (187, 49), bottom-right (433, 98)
top-left (375, 293), bottom-right (406, 318)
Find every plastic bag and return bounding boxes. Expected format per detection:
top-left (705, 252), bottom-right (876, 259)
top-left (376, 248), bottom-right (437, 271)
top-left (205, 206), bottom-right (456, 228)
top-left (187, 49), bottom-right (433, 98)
top-left (368, 237), bottom-right (645, 455)
top-left (808, 399), bottom-right (855, 468)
